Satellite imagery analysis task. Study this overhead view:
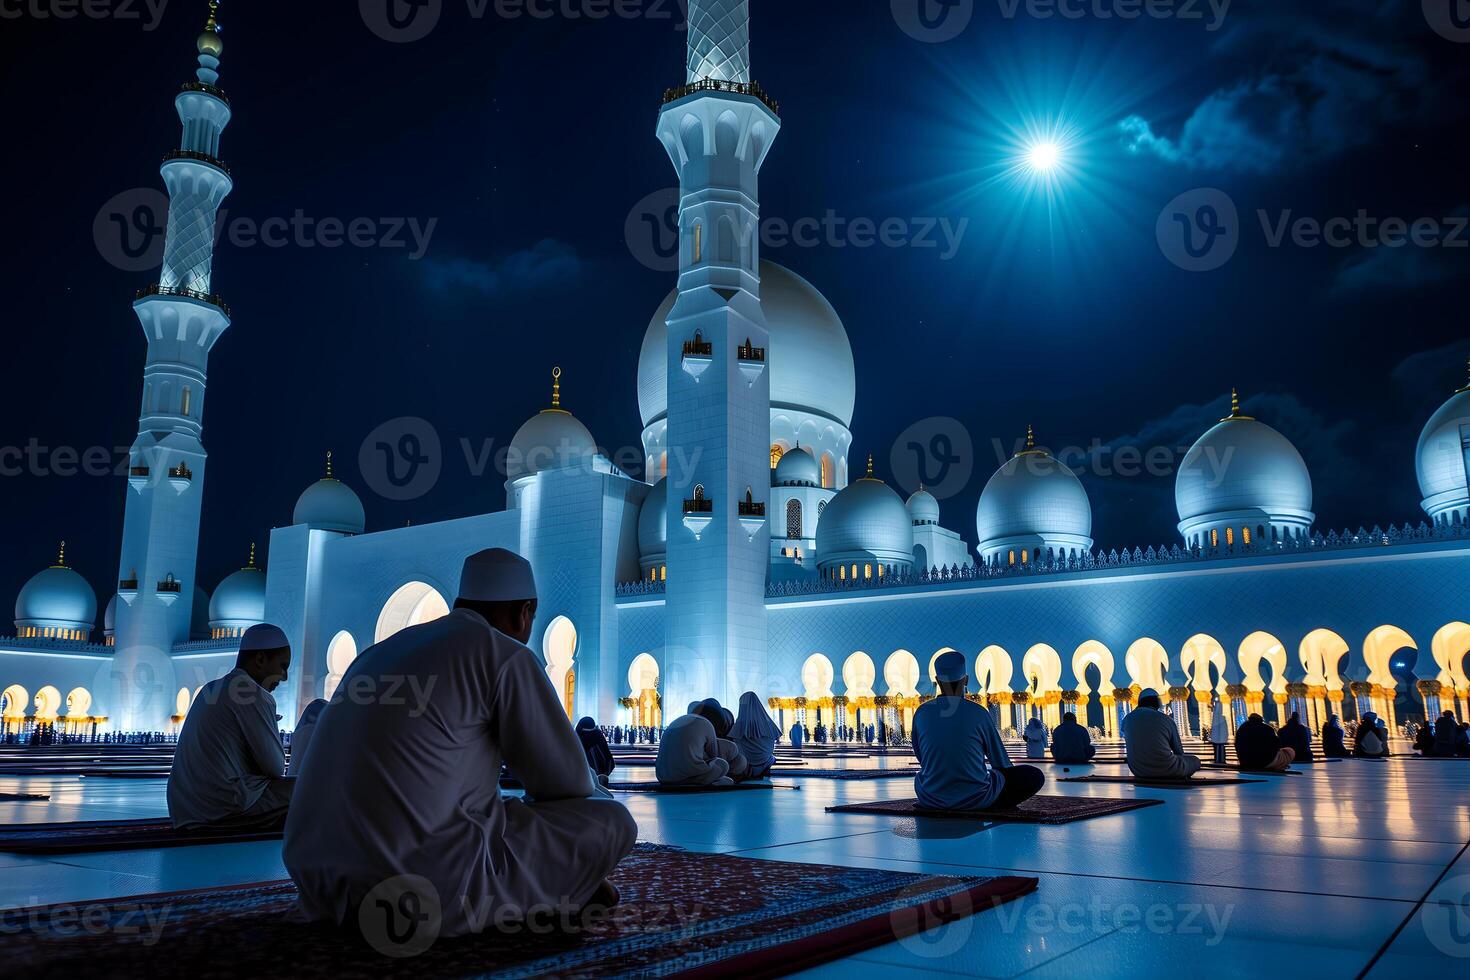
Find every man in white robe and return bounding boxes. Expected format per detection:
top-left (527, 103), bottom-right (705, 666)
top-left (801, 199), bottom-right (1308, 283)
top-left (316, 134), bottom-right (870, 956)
top-left (283, 549), bottom-right (636, 939)
top-left (1121, 689), bottom-right (1202, 779)
top-left (656, 712), bottom-right (733, 786)
top-left (167, 624), bottom-right (293, 830)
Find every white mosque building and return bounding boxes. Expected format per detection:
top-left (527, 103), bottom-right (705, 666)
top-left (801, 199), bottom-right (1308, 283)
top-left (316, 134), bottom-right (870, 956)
top-left (4, 1), bottom-right (1470, 744)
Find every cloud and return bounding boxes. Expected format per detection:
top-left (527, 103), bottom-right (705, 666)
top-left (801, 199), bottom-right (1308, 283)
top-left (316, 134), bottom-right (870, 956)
top-left (1331, 207), bottom-right (1470, 294)
top-left (1120, 1), bottom-right (1440, 174)
top-left (420, 239), bottom-right (582, 296)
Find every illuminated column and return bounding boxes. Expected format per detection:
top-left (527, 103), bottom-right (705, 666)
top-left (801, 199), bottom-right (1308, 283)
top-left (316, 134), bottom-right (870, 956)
top-left (1457, 688), bottom-right (1470, 722)
top-left (1012, 692), bottom-right (1031, 733)
top-left (1167, 686), bottom-right (1191, 734)
top-left (1061, 690), bottom-right (1080, 725)
top-left (1350, 681), bottom-right (1373, 721)
top-left (833, 695), bottom-right (849, 740)
top-left (1286, 683), bottom-right (1310, 722)
top-left (1417, 681), bottom-right (1442, 722)
top-left (1194, 690), bottom-right (1214, 737)
top-left (1227, 684), bottom-right (1248, 732)
top-left (1113, 687), bottom-right (1135, 733)
top-left (1099, 694), bottom-right (1115, 736)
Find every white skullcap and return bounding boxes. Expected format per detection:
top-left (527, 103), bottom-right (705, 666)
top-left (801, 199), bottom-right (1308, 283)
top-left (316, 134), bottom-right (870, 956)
top-left (458, 548), bottom-right (537, 603)
top-left (240, 623), bottom-right (290, 653)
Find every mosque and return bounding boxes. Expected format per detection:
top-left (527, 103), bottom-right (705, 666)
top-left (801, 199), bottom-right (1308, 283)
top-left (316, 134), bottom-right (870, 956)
top-left (3, 1), bottom-right (1470, 746)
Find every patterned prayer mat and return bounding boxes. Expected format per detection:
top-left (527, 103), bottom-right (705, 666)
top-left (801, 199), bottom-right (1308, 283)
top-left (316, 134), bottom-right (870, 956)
top-left (1200, 766), bottom-right (1301, 775)
top-left (0, 843), bottom-right (1037, 978)
top-left (607, 781), bottom-right (799, 793)
top-left (825, 794), bottom-right (1162, 824)
top-left (1058, 775), bottom-right (1267, 787)
top-left (767, 769), bottom-right (914, 780)
top-left (0, 818), bottom-right (282, 854)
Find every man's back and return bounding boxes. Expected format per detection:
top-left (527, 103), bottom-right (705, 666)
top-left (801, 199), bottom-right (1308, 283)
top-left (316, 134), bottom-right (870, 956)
top-left (1122, 707), bottom-right (1196, 779)
top-left (167, 668), bottom-right (282, 828)
top-left (912, 697), bottom-right (1009, 810)
top-left (1051, 719), bottom-right (1091, 760)
top-left (1235, 720), bottom-right (1280, 769)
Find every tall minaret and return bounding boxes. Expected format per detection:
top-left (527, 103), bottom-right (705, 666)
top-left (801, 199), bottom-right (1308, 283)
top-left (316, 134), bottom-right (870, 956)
top-left (657, 0), bottom-right (780, 709)
top-left (112, 2), bottom-right (235, 730)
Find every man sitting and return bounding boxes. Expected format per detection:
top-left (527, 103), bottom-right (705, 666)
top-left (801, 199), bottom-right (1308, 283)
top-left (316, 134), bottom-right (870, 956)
top-left (283, 549), bottom-right (636, 938)
top-left (1235, 714), bottom-right (1295, 771)
top-left (657, 710), bottom-right (734, 787)
top-left (1431, 711), bottom-right (1462, 758)
top-left (1049, 712), bottom-right (1096, 763)
top-left (693, 698), bottom-right (751, 781)
top-left (912, 652), bottom-right (1044, 810)
top-left (1321, 715), bottom-right (1349, 757)
top-left (1277, 711), bottom-right (1313, 763)
top-left (1121, 689), bottom-right (1201, 780)
top-left (167, 624), bottom-right (294, 830)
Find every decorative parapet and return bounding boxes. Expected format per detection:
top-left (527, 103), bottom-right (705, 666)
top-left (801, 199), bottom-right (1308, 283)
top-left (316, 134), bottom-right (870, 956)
top-left (0, 636), bottom-right (111, 655)
top-left (766, 519), bottom-right (1470, 599)
top-left (615, 579), bottom-right (667, 598)
top-left (171, 637), bottom-right (241, 655)
top-left (663, 78), bottom-right (780, 115)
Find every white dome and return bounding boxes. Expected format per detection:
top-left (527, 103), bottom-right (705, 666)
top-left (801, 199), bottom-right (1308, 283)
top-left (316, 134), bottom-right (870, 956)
top-left (638, 261), bottom-right (856, 428)
top-left (103, 594), bottom-right (117, 636)
top-left (1416, 387), bottom-right (1470, 521)
top-left (507, 409), bottom-right (598, 483)
top-left (294, 474), bottom-right (365, 534)
top-left (976, 451), bottom-right (1093, 551)
top-left (906, 487), bottom-right (941, 526)
top-left (775, 445), bottom-right (821, 487)
top-left (1176, 410), bottom-right (1313, 538)
top-left (638, 477), bottom-right (668, 566)
top-left (210, 565), bottom-right (266, 630)
top-left (816, 474), bottom-right (914, 570)
top-left (15, 565), bottom-right (97, 633)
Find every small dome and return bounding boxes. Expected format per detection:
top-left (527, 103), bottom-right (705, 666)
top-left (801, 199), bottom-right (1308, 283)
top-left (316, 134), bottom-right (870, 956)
top-left (507, 367), bottom-right (598, 483)
top-left (775, 445), bottom-right (821, 487)
top-left (816, 468), bottom-right (914, 571)
top-left (103, 594), bottom-right (117, 636)
top-left (1176, 397), bottom-right (1314, 541)
top-left (190, 586), bottom-right (212, 640)
top-left (976, 440), bottom-right (1093, 556)
top-left (15, 561), bottom-right (97, 635)
top-left (210, 564), bottom-right (266, 632)
top-left (906, 487), bottom-right (941, 526)
top-left (1416, 386), bottom-right (1470, 522)
top-left (294, 456), bottom-right (365, 534)
top-left (638, 478), bottom-right (668, 567)
top-left (639, 261), bottom-right (856, 428)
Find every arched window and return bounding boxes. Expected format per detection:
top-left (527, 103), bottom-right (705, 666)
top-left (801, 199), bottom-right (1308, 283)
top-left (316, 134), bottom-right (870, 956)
top-left (820, 453), bottom-right (835, 489)
top-left (1021, 549), bottom-right (1029, 565)
top-left (817, 500), bottom-right (827, 518)
top-left (691, 221), bottom-right (703, 264)
top-left (1225, 527), bottom-right (1235, 546)
top-left (770, 444), bottom-right (784, 469)
top-left (180, 386), bottom-right (192, 417)
top-left (1210, 529), bottom-right (1219, 548)
top-left (1242, 526), bottom-right (1252, 545)
top-left (864, 563), bottom-right (873, 579)
top-left (839, 565), bottom-right (846, 581)
top-left (693, 484), bottom-right (705, 500)
top-left (786, 499), bottom-right (802, 538)
top-left (850, 563), bottom-right (858, 580)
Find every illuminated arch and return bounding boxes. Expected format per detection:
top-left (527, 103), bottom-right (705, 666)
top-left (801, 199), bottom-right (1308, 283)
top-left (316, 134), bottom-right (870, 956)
top-left (841, 652), bottom-right (877, 697)
top-left (1363, 625), bottom-right (1417, 687)
top-left (64, 687), bottom-right (92, 717)
top-left (1021, 644), bottom-right (1063, 695)
top-left (802, 654), bottom-right (835, 699)
top-left (1238, 632), bottom-right (1288, 694)
top-left (1180, 634), bottom-right (1228, 694)
top-left (1431, 622), bottom-right (1470, 687)
top-left (375, 581), bottom-right (450, 643)
top-left (1125, 638), bottom-right (1169, 691)
top-left (883, 650), bottom-right (921, 697)
top-left (1, 685), bottom-right (29, 719)
top-left (175, 687), bottom-right (192, 719)
top-left (628, 652), bottom-right (660, 695)
top-left (33, 686), bottom-right (62, 721)
top-left (324, 630), bottom-right (358, 701)
top-left (1299, 629), bottom-right (1350, 690)
top-left (1071, 641), bottom-right (1115, 694)
top-left (542, 616), bottom-right (578, 719)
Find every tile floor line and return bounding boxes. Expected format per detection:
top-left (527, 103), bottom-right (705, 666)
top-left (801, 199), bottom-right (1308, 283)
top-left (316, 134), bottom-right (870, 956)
top-left (1356, 835), bottom-right (1470, 980)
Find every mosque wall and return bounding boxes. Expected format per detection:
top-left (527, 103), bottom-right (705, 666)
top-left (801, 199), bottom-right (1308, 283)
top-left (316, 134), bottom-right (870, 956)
top-left (0, 645), bottom-right (111, 731)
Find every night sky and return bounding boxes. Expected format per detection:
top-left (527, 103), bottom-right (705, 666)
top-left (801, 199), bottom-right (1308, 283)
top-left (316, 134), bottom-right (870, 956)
top-left (2, 0), bottom-right (1467, 614)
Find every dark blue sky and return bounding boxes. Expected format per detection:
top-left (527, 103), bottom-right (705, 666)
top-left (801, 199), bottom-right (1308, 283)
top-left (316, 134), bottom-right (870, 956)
top-left (2, 0), bottom-right (1466, 612)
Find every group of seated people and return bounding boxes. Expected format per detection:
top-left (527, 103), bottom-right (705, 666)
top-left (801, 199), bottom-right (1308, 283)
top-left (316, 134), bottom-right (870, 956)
top-left (655, 692), bottom-right (780, 786)
top-left (1414, 711), bottom-right (1470, 757)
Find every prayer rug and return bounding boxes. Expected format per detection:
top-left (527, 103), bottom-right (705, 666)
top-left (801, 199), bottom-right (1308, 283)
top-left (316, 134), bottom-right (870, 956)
top-left (0, 793), bottom-right (50, 801)
top-left (1058, 775), bottom-right (1267, 787)
top-left (0, 843), bottom-right (1038, 978)
top-left (767, 768), bottom-right (914, 780)
top-left (607, 780), bottom-right (798, 793)
top-left (825, 795), bottom-right (1162, 824)
top-left (0, 818), bottom-right (281, 854)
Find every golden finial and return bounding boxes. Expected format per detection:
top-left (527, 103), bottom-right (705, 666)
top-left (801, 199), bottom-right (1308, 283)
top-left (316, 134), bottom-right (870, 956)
top-left (204, 0), bottom-right (220, 32)
top-left (551, 366), bottom-right (563, 409)
top-left (1222, 388), bottom-right (1255, 422)
top-left (1026, 425), bottom-right (1036, 451)
top-left (55, 541), bottom-right (67, 568)
top-left (246, 542), bottom-right (257, 569)
top-left (325, 450), bottom-right (334, 479)
top-left (866, 454), bottom-right (875, 479)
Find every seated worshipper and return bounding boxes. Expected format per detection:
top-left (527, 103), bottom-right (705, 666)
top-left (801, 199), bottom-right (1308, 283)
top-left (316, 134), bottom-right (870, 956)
top-left (1209, 701), bottom-right (1230, 765)
top-left (1458, 722), bottom-right (1470, 757)
top-left (1278, 711), bottom-right (1314, 763)
top-left (168, 624), bottom-right (294, 831)
top-left (1121, 689), bottom-right (1201, 780)
top-left (1023, 717), bottom-right (1048, 759)
top-left (1415, 721), bottom-right (1437, 756)
top-left (1431, 711), bottom-right (1462, 758)
top-left (283, 549), bottom-right (636, 937)
top-left (731, 691), bottom-right (780, 779)
top-left (1050, 712), bottom-right (1096, 764)
top-left (1354, 712), bottom-right (1387, 757)
top-left (576, 717), bottom-right (616, 783)
top-left (286, 699), bottom-right (328, 777)
top-left (657, 711), bottom-right (734, 787)
top-left (1235, 714), bottom-right (1295, 771)
top-left (1322, 714), bottom-right (1349, 757)
top-left (1376, 715), bottom-right (1392, 755)
top-left (692, 699), bottom-right (751, 781)
top-left (912, 651), bottom-right (1045, 811)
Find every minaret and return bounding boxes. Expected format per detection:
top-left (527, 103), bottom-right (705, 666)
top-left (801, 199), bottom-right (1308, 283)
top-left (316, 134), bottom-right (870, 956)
top-left (112, 2), bottom-right (235, 731)
top-left (657, 0), bottom-right (780, 709)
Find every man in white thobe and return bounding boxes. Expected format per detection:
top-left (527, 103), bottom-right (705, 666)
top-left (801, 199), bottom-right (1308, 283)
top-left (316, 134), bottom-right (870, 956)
top-left (167, 624), bottom-right (293, 830)
top-left (1121, 688), bottom-right (1202, 779)
top-left (283, 549), bottom-right (637, 939)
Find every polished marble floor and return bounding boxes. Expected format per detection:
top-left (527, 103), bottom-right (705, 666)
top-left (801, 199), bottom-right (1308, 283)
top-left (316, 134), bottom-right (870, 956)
top-left (1, 757), bottom-right (1466, 977)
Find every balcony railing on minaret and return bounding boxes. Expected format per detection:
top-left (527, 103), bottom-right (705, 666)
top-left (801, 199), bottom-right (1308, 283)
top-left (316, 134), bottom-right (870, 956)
top-left (662, 78), bottom-right (780, 115)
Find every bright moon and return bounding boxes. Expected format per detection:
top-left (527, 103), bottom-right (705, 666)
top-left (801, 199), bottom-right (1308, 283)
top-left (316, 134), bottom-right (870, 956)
top-left (1026, 141), bottom-right (1061, 173)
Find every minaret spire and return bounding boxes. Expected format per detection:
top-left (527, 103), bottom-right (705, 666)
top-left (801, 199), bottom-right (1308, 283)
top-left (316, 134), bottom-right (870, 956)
top-left (55, 541), bottom-right (67, 568)
top-left (687, 0), bottom-right (751, 84)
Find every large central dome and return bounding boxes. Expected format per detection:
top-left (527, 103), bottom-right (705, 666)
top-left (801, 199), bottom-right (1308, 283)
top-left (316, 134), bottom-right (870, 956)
top-left (638, 260), bottom-right (856, 428)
